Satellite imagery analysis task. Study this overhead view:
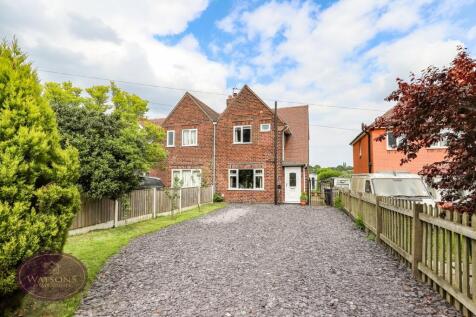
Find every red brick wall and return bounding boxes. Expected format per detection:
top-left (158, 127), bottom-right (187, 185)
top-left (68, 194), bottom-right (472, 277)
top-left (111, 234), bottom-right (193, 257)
top-left (149, 94), bottom-right (215, 187)
top-left (371, 129), bottom-right (447, 174)
top-left (216, 87), bottom-right (286, 203)
top-left (352, 133), bottom-right (371, 174)
top-left (352, 129), bottom-right (447, 174)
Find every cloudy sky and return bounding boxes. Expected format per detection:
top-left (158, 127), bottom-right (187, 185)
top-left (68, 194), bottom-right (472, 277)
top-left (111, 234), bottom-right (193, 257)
top-left (1, 0), bottom-right (475, 166)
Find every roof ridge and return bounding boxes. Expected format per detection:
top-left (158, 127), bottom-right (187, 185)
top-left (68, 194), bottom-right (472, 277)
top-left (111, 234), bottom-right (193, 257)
top-left (277, 104), bottom-right (309, 109)
top-left (237, 85), bottom-right (286, 125)
top-left (185, 92), bottom-right (220, 122)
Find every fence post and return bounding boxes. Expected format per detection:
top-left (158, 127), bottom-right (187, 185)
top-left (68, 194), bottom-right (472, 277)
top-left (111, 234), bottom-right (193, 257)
top-left (375, 196), bottom-right (382, 242)
top-left (152, 187), bottom-right (157, 218)
top-left (179, 188), bottom-right (182, 213)
top-left (114, 199), bottom-right (119, 227)
top-left (412, 203), bottom-right (424, 279)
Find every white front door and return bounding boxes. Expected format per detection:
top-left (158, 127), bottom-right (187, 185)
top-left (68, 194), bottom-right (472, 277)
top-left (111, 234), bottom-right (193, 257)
top-left (284, 167), bottom-right (301, 203)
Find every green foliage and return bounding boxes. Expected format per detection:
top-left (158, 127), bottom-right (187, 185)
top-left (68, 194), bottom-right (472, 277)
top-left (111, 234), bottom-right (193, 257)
top-left (164, 177), bottom-right (183, 218)
top-left (213, 192), bottom-right (224, 203)
top-left (334, 196), bottom-right (343, 209)
top-left (119, 195), bottom-right (131, 224)
top-left (367, 232), bottom-right (376, 241)
top-left (44, 82), bottom-right (166, 200)
top-left (317, 168), bottom-right (343, 181)
top-left (0, 40), bottom-right (80, 297)
top-left (355, 215), bottom-right (365, 231)
top-left (315, 163), bottom-right (353, 182)
top-left (300, 192), bottom-right (308, 201)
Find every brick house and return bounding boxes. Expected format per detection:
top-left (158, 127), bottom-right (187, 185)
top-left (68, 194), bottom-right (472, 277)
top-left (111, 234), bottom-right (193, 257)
top-left (150, 85), bottom-right (310, 204)
top-left (149, 92), bottom-right (219, 188)
top-left (350, 108), bottom-right (447, 174)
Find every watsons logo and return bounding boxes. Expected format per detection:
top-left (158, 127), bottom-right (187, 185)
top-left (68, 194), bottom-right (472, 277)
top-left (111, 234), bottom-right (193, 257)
top-left (17, 253), bottom-right (87, 300)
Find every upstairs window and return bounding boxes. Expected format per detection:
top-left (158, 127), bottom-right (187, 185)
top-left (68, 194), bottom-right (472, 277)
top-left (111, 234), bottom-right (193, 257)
top-left (166, 130), bottom-right (175, 147)
top-left (182, 129), bottom-right (197, 146)
top-left (386, 131), bottom-right (404, 150)
top-left (234, 125), bottom-right (252, 144)
top-left (430, 139), bottom-right (449, 148)
top-left (260, 123), bottom-right (271, 132)
top-left (429, 129), bottom-right (450, 148)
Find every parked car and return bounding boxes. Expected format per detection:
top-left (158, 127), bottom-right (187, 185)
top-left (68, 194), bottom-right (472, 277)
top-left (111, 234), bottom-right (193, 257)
top-left (351, 173), bottom-right (436, 205)
top-left (137, 176), bottom-right (164, 190)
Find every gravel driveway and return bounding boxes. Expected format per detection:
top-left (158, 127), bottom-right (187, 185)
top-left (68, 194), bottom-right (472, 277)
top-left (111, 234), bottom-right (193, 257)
top-left (76, 205), bottom-right (459, 317)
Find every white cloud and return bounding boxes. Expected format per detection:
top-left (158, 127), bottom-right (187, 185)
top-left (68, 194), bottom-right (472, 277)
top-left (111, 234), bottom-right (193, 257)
top-left (1, 0), bottom-right (474, 167)
top-left (218, 0), bottom-right (474, 166)
top-left (0, 0), bottom-right (227, 119)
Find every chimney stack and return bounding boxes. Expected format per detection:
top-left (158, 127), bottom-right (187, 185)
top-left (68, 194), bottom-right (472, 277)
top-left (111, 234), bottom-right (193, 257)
top-left (226, 95), bottom-right (233, 107)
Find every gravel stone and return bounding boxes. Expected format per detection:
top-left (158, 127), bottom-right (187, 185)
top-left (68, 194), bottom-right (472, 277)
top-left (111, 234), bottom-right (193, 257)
top-left (76, 205), bottom-right (460, 317)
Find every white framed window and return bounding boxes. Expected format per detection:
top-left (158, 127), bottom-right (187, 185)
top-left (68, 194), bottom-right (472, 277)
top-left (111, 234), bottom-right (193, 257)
top-left (260, 123), bottom-right (271, 132)
top-left (182, 128), bottom-right (198, 146)
top-left (166, 130), bottom-right (175, 147)
top-left (429, 129), bottom-right (450, 148)
top-left (430, 140), bottom-right (449, 148)
top-left (228, 169), bottom-right (264, 190)
top-left (171, 169), bottom-right (201, 188)
top-left (386, 131), bottom-right (404, 150)
top-left (233, 125), bottom-right (252, 144)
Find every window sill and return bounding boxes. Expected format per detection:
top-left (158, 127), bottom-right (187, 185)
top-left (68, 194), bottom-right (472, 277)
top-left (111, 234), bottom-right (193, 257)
top-left (166, 145), bottom-right (175, 148)
top-left (427, 147), bottom-right (448, 150)
top-left (181, 144), bottom-right (198, 147)
top-left (233, 142), bottom-right (252, 145)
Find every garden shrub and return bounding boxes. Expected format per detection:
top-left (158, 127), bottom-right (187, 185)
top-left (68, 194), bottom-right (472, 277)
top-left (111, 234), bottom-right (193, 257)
top-left (0, 40), bottom-right (80, 298)
top-left (334, 197), bottom-right (343, 209)
top-left (213, 192), bottom-right (224, 202)
top-left (355, 215), bottom-right (365, 231)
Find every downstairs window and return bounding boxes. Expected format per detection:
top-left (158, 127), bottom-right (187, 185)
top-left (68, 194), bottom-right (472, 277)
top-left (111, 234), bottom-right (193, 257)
top-left (228, 169), bottom-right (263, 190)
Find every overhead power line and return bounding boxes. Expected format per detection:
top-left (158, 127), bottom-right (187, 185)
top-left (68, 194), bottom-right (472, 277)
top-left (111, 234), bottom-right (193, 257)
top-left (37, 68), bottom-right (384, 113)
top-left (37, 69), bottom-right (227, 96)
top-left (309, 124), bottom-right (360, 132)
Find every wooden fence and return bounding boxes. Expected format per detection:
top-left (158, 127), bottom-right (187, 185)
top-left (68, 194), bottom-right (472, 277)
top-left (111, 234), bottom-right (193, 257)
top-left (337, 189), bottom-right (476, 316)
top-left (69, 186), bottom-right (213, 235)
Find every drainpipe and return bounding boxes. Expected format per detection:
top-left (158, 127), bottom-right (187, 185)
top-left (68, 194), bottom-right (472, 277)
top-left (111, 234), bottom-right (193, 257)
top-left (364, 130), bottom-right (372, 173)
top-left (212, 121), bottom-right (217, 195)
top-left (274, 101), bottom-right (278, 205)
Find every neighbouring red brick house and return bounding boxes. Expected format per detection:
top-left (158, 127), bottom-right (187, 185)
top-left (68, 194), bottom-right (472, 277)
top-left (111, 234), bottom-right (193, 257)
top-left (351, 108), bottom-right (447, 174)
top-left (150, 85), bottom-right (310, 204)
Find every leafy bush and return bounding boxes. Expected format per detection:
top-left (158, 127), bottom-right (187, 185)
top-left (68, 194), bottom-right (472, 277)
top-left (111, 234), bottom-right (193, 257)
top-left (355, 215), bottom-right (365, 231)
top-left (213, 192), bottom-right (224, 202)
top-left (300, 192), bottom-right (308, 201)
top-left (334, 196), bottom-right (343, 209)
top-left (45, 82), bottom-right (166, 200)
top-left (0, 40), bottom-right (80, 297)
top-left (317, 168), bottom-right (343, 181)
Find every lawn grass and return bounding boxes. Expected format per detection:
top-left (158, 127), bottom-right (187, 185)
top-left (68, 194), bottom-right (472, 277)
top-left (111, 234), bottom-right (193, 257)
top-left (8, 202), bottom-right (226, 317)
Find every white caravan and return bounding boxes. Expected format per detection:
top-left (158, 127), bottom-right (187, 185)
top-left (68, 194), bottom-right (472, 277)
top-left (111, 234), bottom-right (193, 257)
top-left (351, 173), bottom-right (436, 205)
